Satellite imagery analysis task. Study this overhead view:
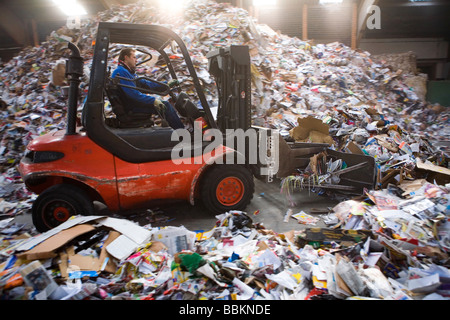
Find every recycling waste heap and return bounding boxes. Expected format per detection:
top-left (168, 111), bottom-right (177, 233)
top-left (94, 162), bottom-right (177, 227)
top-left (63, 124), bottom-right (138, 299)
top-left (0, 0), bottom-right (449, 300)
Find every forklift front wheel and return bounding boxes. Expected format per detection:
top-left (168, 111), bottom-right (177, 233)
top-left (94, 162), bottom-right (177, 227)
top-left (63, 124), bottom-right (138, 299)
top-left (32, 184), bottom-right (95, 232)
top-left (200, 165), bottom-right (254, 214)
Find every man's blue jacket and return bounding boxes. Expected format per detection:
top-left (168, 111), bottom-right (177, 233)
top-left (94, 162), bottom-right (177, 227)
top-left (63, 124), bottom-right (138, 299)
top-left (112, 64), bottom-right (165, 114)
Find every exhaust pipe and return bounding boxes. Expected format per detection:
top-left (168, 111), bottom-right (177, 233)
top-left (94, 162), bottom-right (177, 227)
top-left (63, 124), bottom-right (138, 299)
top-left (64, 42), bottom-right (83, 135)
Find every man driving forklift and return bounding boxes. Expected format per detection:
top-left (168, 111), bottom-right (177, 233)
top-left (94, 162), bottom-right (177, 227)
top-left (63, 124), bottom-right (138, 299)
top-left (112, 47), bottom-right (184, 129)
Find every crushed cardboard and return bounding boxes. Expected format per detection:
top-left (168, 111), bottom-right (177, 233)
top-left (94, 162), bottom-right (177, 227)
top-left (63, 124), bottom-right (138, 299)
top-left (289, 116), bottom-right (334, 145)
top-left (17, 224), bottom-right (95, 260)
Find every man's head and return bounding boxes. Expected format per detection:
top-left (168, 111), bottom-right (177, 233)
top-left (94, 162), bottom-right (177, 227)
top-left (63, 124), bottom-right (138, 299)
top-left (118, 48), bottom-right (136, 71)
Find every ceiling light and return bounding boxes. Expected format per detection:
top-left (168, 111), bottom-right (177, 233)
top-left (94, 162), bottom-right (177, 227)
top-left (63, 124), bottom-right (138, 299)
top-left (53, 0), bottom-right (87, 16)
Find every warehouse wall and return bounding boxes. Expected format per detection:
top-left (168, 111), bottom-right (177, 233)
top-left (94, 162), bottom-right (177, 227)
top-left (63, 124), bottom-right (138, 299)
top-left (254, 1), bottom-right (303, 39)
top-left (254, 0), bottom-right (354, 46)
top-left (307, 2), bottom-right (353, 46)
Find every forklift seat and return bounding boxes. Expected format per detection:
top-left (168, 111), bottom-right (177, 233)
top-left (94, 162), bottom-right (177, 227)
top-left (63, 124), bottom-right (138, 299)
top-left (104, 79), bottom-right (154, 128)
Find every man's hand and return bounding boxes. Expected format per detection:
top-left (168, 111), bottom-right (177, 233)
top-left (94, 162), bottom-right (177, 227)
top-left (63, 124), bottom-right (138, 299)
top-left (168, 79), bottom-right (179, 88)
top-left (154, 99), bottom-right (166, 114)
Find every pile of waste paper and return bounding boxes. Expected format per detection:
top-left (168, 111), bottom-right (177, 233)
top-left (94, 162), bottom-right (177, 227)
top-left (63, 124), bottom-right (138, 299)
top-left (0, 207), bottom-right (448, 300)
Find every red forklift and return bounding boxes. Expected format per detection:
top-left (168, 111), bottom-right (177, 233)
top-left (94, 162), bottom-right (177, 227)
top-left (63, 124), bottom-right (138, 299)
top-left (19, 23), bottom-right (376, 232)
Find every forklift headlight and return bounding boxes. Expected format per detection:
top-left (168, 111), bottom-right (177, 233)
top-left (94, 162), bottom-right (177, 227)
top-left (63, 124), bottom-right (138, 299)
top-left (32, 151), bottom-right (65, 163)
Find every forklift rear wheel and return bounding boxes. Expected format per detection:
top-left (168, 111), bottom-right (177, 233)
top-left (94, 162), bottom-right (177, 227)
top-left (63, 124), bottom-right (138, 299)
top-left (201, 165), bottom-right (254, 214)
top-left (32, 184), bottom-right (95, 232)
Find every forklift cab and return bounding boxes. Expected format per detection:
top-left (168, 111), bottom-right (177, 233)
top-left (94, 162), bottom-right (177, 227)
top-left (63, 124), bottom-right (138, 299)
top-left (82, 22), bottom-right (217, 162)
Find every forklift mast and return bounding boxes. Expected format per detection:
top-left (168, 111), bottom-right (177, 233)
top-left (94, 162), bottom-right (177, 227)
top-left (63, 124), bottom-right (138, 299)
top-left (207, 46), bottom-right (278, 180)
top-left (207, 46), bottom-right (252, 132)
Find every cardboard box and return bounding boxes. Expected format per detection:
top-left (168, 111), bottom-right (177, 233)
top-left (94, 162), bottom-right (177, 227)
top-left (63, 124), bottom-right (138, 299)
top-left (17, 224), bottom-right (95, 260)
top-left (15, 216), bottom-right (153, 278)
top-left (58, 230), bottom-right (120, 278)
top-left (289, 116), bottom-right (334, 145)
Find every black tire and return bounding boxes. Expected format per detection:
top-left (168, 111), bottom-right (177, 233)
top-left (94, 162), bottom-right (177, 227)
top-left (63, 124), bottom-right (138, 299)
top-left (200, 165), bottom-right (254, 215)
top-left (32, 184), bottom-right (95, 232)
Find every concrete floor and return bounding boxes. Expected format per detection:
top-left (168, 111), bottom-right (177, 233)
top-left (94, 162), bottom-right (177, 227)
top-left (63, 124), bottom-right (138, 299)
top-left (12, 178), bottom-right (340, 234)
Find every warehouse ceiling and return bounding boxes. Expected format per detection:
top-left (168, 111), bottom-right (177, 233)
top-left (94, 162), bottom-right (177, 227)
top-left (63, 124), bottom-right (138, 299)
top-left (0, 0), bottom-right (449, 62)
